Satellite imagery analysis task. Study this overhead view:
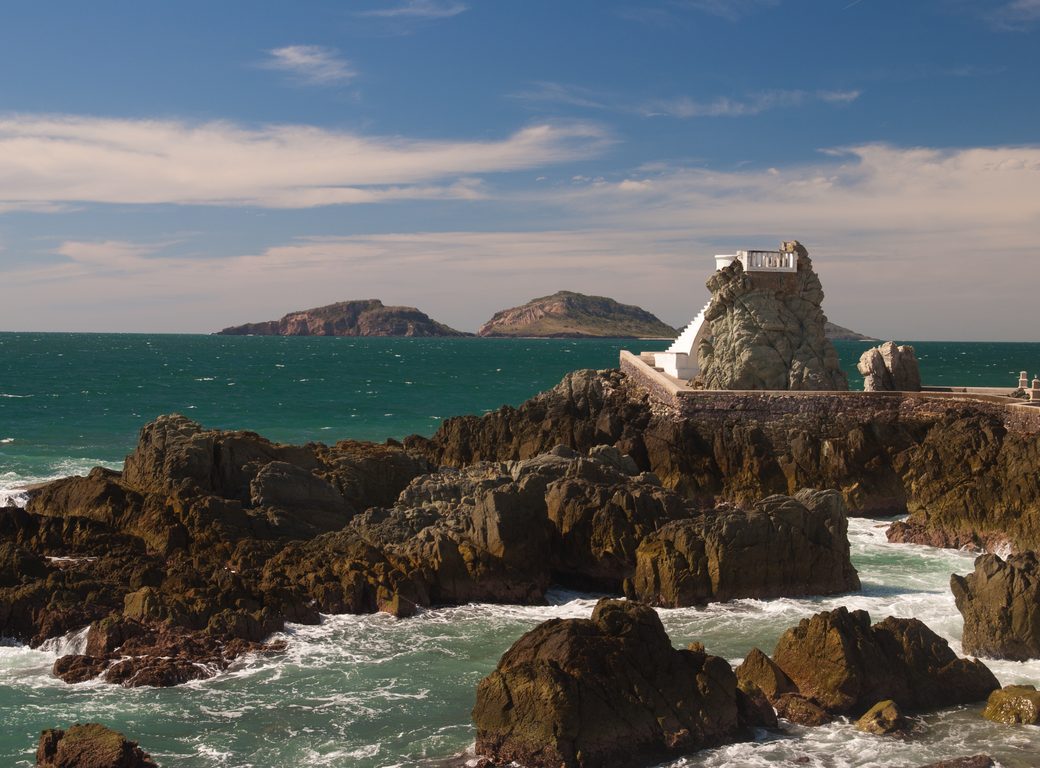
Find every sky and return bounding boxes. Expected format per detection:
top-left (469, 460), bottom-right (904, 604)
top-left (0, 0), bottom-right (1038, 340)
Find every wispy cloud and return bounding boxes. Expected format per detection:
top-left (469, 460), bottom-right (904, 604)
top-left (359, 0), bottom-right (468, 18)
top-left (989, 0), bottom-right (1040, 29)
top-left (508, 82), bottom-right (608, 110)
top-left (0, 115), bottom-right (610, 210)
top-left (642, 89), bottom-right (861, 118)
top-left (669, 0), bottom-right (779, 21)
top-left (262, 45), bottom-right (357, 85)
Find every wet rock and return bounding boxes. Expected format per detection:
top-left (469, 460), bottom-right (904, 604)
top-left (695, 241), bottom-right (848, 391)
top-left (629, 490), bottom-right (859, 606)
top-left (915, 758), bottom-right (994, 768)
top-left (735, 647), bottom-right (796, 701)
top-left (472, 599), bottom-right (744, 768)
top-left (36, 723), bottom-right (158, 767)
top-left (773, 693), bottom-right (833, 726)
top-left (982, 684), bottom-right (1040, 725)
top-left (951, 551), bottom-right (1040, 660)
top-left (854, 699), bottom-right (909, 735)
top-left (857, 342), bottom-right (921, 392)
top-left (770, 607), bottom-right (998, 717)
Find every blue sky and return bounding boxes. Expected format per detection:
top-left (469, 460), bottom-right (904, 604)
top-left (1, 0), bottom-right (1038, 339)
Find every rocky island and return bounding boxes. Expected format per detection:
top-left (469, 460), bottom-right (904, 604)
top-left (478, 290), bottom-right (677, 338)
top-left (216, 299), bottom-right (468, 337)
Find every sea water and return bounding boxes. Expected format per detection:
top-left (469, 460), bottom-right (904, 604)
top-left (2, 334), bottom-right (1040, 767)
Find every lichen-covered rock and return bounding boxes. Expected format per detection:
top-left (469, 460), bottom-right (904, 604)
top-left (36, 723), bottom-right (158, 767)
top-left (982, 685), bottom-right (1040, 725)
top-left (694, 241), bottom-right (848, 391)
top-left (857, 341), bottom-right (922, 392)
top-left (951, 551), bottom-right (1040, 660)
top-left (472, 599), bottom-right (744, 768)
top-left (854, 699), bottom-right (909, 735)
top-left (769, 607), bottom-right (998, 716)
top-left (628, 489), bottom-right (859, 606)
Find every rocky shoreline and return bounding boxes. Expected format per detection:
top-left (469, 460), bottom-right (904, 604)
top-left (4, 365), bottom-right (1040, 765)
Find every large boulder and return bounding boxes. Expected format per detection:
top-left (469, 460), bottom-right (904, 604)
top-left (951, 551), bottom-right (1040, 660)
top-left (857, 341), bottom-right (922, 392)
top-left (629, 489), bottom-right (859, 606)
top-left (36, 723), bottom-right (158, 767)
top-left (695, 241), bottom-right (848, 391)
top-left (472, 599), bottom-right (744, 768)
top-left (757, 607), bottom-right (998, 718)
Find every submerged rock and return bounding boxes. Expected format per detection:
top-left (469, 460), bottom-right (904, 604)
top-left (695, 241), bottom-right (848, 391)
top-left (916, 758), bottom-right (994, 768)
top-left (857, 341), bottom-right (922, 392)
top-left (36, 723), bottom-right (157, 768)
top-left (951, 551), bottom-right (1040, 660)
top-left (740, 607), bottom-right (998, 721)
top-left (472, 599), bottom-right (745, 768)
top-left (982, 685), bottom-right (1040, 725)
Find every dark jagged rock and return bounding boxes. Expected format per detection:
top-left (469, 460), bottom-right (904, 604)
top-left (217, 298), bottom-right (469, 337)
top-left (36, 723), bottom-right (158, 768)
top-left (854, 699), bottom-right (909, 735)
top-left (411, 368), bottom-right (1040, 551)
top-left (767, 607), bottom-right (998, 717)
top-left (773, 693), bottom-right (833, 726)
top-left (695, 242), bottom-right (848, 391)
top-left (472, 599), bottom-right (745, 768)
top-left (982, 685), bottom-right (1040, 725)
top-left (951, 551), bottom-right (1040, 660)
top-left (628, 489), bottom-right (859, 606)
top-left (857, 341), bottom-right (922, 392)
top-left (477, 290), bottom-right (677, 338)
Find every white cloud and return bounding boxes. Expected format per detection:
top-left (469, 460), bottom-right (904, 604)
top-left (671, 0), bottom-right (780, 21)
top-left (508, 82), bottom-right (608, 109)
top-left (360, 0), bottom-right (467, 18)
top-left (0, 115), bottom-right (610, 210)
top-left (642, 89), bottom-right (861, 118)
top-left (990, 0), bottom-right (1040, 28)
top-left (262, 45), bottom-right (357, 85)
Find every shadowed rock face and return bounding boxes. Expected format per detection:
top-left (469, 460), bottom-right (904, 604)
top-left (952, 552), bottom-right (1040, 660)
top-left (413, 368), bottom-right (1040, 550)
top-left (472, 599), bottom-right (745, 768)
top-left (36, 723), bottom-right (157, 768)
top-left (695, 242), bottom-right (848, 391)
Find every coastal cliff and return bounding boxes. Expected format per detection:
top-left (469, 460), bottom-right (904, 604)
top-left (217, 299), bottom-right (468, 337)
top-left (478, 291), bottom-right (677, 338)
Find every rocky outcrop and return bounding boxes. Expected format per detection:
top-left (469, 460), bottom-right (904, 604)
top-left (694, 242), bottom-right (848, 391)
top-left (412, 368), bottom-right (1040, 551)
top-left (216, 299), bottom-right (468, 337)
top-left (628, 489), bottom-right (859, 606)
top-left (477, 291), bottom-right (676, 338)
top-left (854, 699), bottom-right (909, 735)
top-left (36, 723), bottom-right (157, 768)
top-left (472, 599), bottom-right (745, 768)
top-left (857, 341), bottom-right (922, 392)
top-left (951, 552), bottom-right (1040, 660)
top-left (735, 608), bottom-right (998, 725)
top-left (982, 685), bottom-right (1040, 725)
top-left (824, 321), bottom-right (876, 341)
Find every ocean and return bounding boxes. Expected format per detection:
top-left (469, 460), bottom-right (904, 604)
top-left (2, 333), bottom-right (1040, 767)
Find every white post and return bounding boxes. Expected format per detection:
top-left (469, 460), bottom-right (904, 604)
top-left (1031, 378), bottom-right (1040, 402)
top-left (1020, 371), bottom-right (1030, 389)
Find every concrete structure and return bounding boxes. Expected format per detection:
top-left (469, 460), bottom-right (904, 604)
top-left (653, 245), bottom-right (800, 380)
top-left (1032, 378), bottom-right (1040, 402)
top-left (1020, 371), bottom-right (1030, 390)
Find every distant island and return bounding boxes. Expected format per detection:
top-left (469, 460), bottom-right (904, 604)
top-left (824, 322), bottom-right (877, 342)
top-left (216, 299), bottom-right (469, 337)
top-left (478, 291), bottom-right (678, 338)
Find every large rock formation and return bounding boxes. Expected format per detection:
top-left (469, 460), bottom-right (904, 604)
top-left (857, 341), bottom-right (922, 392)
top-left (477, 291), bottom-right (677, 338)
top-left (216, 299), bottom-right (468, 337)
top-left (951, 551), bottom-right (1040, 660)
top-left (36, 723), bottom-right (158, 768)
top-left (736, 607), bottom-right (998, 724)
top-left (694, 242), bottom-right (848, 391)
top-left (472, 599), bottom-right (746, 768)
top-left (982, 685), bottom-right (1040, 725)
top-left (628, 489), bottom-right (859, 606)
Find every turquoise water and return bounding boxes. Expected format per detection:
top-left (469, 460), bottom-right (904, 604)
top-left (2, 334), bottom-right (1040, 767)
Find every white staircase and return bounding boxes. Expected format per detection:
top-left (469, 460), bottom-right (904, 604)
top-left (653, 299), bottom-right (712, 380)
